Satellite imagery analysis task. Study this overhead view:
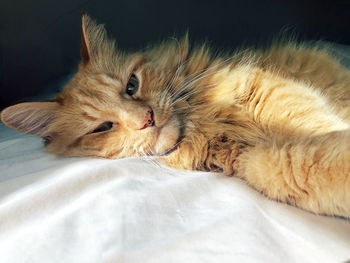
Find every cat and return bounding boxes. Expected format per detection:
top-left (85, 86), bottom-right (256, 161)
top-left (1, 14), bottom-right (350, 218)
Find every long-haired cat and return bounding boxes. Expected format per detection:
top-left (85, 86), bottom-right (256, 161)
top-left (2, 14), bottom-right (350, 217)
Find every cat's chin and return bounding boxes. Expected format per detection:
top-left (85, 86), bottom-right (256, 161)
top-left (152, 116), bottom-right (181, 155)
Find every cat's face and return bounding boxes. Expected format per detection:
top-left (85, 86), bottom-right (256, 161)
top-left (46, 62), bottom-right (183, 158)
top-left (0, 14), bottom-right (193, 159)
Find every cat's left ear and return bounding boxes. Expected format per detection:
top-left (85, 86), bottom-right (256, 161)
top-left (0, 102), bottom-right (59, 140)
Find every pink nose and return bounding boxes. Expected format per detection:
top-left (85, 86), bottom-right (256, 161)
top-left (140, 110), bottom-right (154, 129)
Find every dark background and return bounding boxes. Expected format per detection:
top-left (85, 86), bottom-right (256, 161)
top-left (0, 0), bottom-right (349, 109)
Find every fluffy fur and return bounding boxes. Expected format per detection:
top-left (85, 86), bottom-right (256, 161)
top-left (2, 14), bottom-right (350, 217)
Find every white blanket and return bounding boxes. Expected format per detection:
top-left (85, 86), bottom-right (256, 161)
top-left (1, 41), bottom-right (350, 262)
top-left (0, 122), bottom-right (350, 263)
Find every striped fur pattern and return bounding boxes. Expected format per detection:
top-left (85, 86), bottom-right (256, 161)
top-left (2, 14), bottom-right (350, 217)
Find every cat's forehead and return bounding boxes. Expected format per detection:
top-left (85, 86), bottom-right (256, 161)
top-left (59, 72), bottom-right (122, 105)
top-left (57, 49), bottom-right (175, 109)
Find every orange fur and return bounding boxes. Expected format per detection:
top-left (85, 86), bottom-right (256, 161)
top-left (2, 14), bottom-right (350, 217)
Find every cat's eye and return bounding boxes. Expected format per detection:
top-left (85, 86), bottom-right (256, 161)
top-left (92, 121), bottom-right (114, 133)
top-left (126, 74), bottom-right (139, 96)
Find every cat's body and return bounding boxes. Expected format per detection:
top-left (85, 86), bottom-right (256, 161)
top-left (2, 14), bottom-right (350, 217)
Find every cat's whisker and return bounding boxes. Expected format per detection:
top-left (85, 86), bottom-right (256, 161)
top-left (171, 107), bottom-right (189, 114)
top-left (168, 60), bottom-right (186, 89)
top-left (138, 146), bottom-right (158, 167)
top-left (180, 65), bottom-right (226, 93)
top-left (145, 145), bottom-right (162, 168)
top-left (170, 83), bottom-right (218, 107)
top-left (164, 59), bottom-right (184, 92)
top-left (139, 145), bottom-right (159, 167)
top-left (164, 57), bottom-right (191, 100)
top-left (156, 137), bottom-right (185, 157)
top-left (146, 145), bottom-right (154, 155)
top-left (165, 54), bottom-right (234, 107)
top-left (136, 148), bottom-right (145, 158)
top-left (178, 55), bottom-right (234, 89)
top-left (169, 62), bottom-right (231, 106)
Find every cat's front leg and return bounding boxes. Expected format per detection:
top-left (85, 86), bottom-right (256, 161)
top-left (159, 134), bottom-right (249, 174)
top-left (232, 131), bottom-right (350, 217)
top-left (204, 132), bottom-right (350, 218)
top-left (203, 135), bottom-right (249, 176)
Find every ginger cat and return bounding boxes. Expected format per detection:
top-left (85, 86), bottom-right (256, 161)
top-left (2, 14), bottom-right (350, 217)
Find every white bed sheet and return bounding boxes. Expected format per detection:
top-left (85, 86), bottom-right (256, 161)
top-left (1, 41), bottom-right (350, 262)
top-left (0, 122), bottom-right (350, 263)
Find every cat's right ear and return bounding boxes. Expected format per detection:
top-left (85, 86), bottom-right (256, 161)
top-left (0, 102), bottom-right (59, 138)
top-left (81, 12), bottom-right (93, 64)
top-left (80, 12), bottom-right (109, 65)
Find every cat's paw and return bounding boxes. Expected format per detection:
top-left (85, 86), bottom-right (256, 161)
top-left (204, 135), bottom-right (247, 176)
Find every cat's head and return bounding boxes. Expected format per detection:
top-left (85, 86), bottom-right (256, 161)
top-left (0, 14), bottom-right (211, 158)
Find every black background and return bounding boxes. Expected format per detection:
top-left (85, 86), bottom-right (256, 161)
top-left (0, 0), bottom-right (349, 109)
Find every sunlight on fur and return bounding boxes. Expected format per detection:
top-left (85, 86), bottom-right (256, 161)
top-left (1, 14), bottom-right (350, 218)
